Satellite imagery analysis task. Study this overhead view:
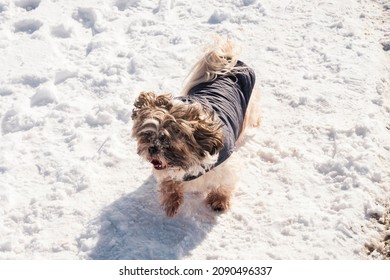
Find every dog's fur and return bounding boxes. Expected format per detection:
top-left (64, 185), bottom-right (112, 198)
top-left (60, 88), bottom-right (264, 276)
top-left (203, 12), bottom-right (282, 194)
top-left (132, 38), bottom-right (260, 217)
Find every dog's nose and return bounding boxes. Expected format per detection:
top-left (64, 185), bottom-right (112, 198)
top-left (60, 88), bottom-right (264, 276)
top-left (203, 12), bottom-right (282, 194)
top-left (148, 146), bottom-right (158, 155)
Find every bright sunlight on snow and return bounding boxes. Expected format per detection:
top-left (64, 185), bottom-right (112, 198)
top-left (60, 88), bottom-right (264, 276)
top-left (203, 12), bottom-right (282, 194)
top-left (0, 0), bottom-right (389, 260)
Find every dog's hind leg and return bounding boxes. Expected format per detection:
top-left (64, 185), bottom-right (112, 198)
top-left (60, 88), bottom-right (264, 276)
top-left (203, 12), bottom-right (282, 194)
top-left (205, 187), bottom-right (234, 212)
top-left (237, 86), bottom-right (262, 144)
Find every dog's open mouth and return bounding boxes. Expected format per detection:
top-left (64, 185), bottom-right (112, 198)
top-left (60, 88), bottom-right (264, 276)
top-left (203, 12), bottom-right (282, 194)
top-left (151, 159), bottom-right (166, 170)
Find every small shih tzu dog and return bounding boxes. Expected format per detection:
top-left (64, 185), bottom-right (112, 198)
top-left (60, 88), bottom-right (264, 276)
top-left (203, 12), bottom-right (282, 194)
top-left (132, 38), bottom-right (260, 217)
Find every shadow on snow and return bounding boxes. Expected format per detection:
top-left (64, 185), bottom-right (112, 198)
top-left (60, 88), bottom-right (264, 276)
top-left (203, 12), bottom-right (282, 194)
top-left (85, 176), bottom-right (218, 259)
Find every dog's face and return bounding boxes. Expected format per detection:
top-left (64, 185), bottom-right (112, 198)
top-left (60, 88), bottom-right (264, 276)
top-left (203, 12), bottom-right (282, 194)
top-left (131, 92), bottom-right (224, 173)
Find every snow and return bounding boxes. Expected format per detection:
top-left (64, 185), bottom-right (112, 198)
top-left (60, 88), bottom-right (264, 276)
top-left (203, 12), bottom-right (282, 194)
top-left (0, 0), bottom-right (389, 260)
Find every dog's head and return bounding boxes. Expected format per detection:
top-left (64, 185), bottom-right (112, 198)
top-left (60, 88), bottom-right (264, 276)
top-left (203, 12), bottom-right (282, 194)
top-left (131, 91), bottom-right (224, 172)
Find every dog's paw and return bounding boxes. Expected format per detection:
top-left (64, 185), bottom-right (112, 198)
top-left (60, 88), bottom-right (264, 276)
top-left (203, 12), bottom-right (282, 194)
top-left (159, 180), bottom-right (183, 217)
top-left (162, 198), bottom-right (182, 217)
top-left (164, 204), bottom-right (180, 217)
top-left (206, 190), bottom-right (231, 212)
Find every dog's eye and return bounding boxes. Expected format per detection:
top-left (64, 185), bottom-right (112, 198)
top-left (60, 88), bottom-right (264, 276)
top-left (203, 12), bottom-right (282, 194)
top-left (158, 135), bottom-right (167, 142)
top-left (140, 131), bottom-right (154, 141)
top-left (158, 134), bottom-right (170, 146)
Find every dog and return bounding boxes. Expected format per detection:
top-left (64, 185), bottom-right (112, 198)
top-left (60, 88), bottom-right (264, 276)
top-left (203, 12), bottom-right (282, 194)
top-left (131, 38), bottom-right (260, 217)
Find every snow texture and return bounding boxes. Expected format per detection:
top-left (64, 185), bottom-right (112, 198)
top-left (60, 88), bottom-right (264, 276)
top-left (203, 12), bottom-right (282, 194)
top-left (0, 0), bottom-right (389, 260)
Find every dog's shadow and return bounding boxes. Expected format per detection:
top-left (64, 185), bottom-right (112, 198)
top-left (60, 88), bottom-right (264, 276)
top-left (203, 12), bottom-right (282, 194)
top-left (86, 176), bottom-right (217, 259)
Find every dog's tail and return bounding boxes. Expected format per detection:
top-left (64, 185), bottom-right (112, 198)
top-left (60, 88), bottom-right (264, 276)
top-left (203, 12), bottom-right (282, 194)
top-left (182, 37), bottom-right (240, 95)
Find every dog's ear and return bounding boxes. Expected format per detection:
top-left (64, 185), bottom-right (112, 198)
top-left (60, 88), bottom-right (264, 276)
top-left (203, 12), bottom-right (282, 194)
top-left (132, 92), bottom-right (173, 119)
top-left (154, 94), bottom-right (173, 110)
top-left (172, 103), bottom-right (224, 157)
top-left (193, 118), bottom-right (224, 156)
top-left (133, 91), bottom-right (156, 109)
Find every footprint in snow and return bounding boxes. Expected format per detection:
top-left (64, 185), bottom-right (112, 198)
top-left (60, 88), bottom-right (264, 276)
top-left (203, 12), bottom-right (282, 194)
top-left (115, 0), bottom-right (139, 11)
top-left (14, 19), bottom-right (43, 34)
top-left (0, 3), bottom-right (8, 13)
top-left (18, 74), bottom-right (48, 88)
top-left (72, 7), bottom-right (105, 35)
top-left (208, 10), bottom-right (231, 24)
top-left (15, 0), bottom-right (41, 11)
top-left (381, 41), bottom-right (390, 52)
top-left (51, 24), bottom-right (73, 39)
top-left (0, 87), bottom-right (13, 97)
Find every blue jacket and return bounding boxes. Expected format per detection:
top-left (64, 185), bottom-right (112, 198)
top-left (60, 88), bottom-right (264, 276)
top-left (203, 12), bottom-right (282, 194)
top-left (178, 61), bottom-right (256, 180)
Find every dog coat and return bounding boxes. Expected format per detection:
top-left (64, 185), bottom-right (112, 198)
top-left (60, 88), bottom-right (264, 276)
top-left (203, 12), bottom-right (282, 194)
top-left (178, 61), bottom-right (256, 181)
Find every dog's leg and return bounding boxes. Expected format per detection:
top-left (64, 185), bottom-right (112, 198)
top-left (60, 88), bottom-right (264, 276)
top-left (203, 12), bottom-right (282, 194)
top-left (159, 179), bottom-right (184, 217)
top-left (205, 187), bottom-right (233, 212)
top-left (237, 87), bottom-right (262, 144)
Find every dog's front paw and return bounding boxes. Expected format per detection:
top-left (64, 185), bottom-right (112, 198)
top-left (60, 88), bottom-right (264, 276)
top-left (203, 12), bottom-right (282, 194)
top-left (206, 188), bottom-right (231, 212)
top-left (162, 193), bottom-right (182, 217)
top-left (164, 204), bottom-right (180, 217)
top-left (160, 180), bottom-right (183, 217)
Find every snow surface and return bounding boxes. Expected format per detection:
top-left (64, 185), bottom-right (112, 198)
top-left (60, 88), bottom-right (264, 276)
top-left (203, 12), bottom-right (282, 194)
top-left (0, 0), bottom-right (389, 260)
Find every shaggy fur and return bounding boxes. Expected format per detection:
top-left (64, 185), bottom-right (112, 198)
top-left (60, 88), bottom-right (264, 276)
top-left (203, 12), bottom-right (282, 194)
top-left (132, 38), bottom-right (260, 217)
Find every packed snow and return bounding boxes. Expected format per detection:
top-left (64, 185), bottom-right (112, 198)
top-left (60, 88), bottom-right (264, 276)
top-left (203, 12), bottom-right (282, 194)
top-left (0, 0), bottom-right (389, 260)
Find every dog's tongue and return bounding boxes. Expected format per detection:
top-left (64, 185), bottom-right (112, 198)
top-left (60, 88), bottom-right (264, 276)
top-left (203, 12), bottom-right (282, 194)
top-left (151, 159), bottom-right (165, 170)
